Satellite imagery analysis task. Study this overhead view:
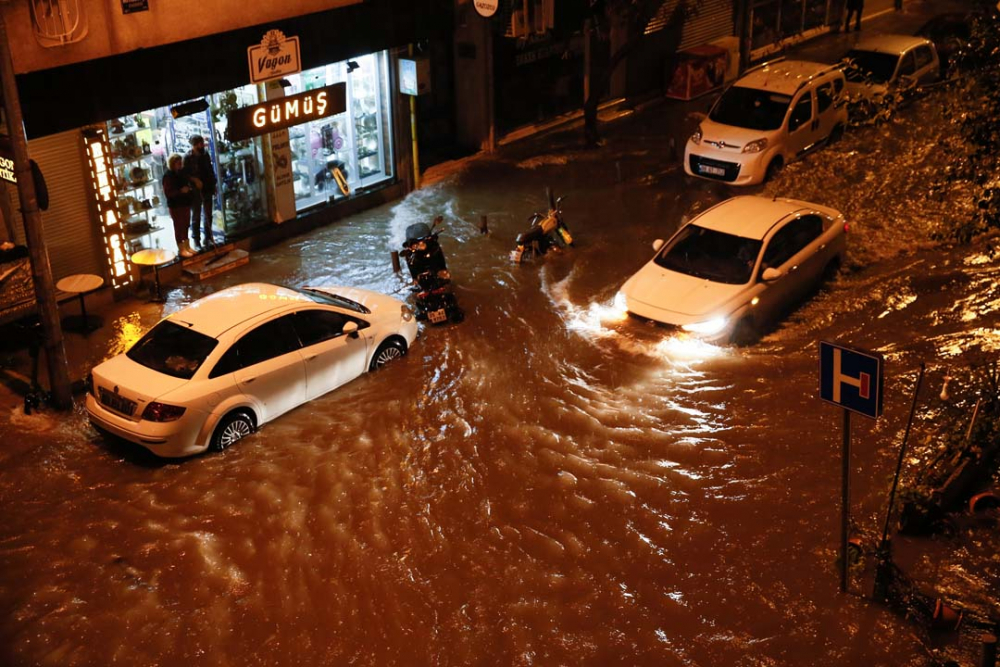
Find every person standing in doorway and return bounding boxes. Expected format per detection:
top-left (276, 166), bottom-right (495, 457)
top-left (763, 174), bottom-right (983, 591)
top-left (184, 135), bottom-right (218, 251)
top-left (844, 0), bottom-right (863, 31)
top-left (163, 153), bottom-right (196, 257)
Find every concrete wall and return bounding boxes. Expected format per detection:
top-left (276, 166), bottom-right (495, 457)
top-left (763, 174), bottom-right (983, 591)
top-left (6, 0), bottom-right (361, 74)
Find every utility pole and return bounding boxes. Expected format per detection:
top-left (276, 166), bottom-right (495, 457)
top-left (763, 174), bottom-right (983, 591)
top-left (0, 8), bottom-right (73, 410)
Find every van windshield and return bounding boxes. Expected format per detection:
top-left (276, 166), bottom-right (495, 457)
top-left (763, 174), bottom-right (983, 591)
top-left (709, 86), bottom-right (791, 131)
top-left (844, 50), bottom-right (899, 84)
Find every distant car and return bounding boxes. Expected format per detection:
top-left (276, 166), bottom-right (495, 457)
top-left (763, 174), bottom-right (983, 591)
top-left (915, 13), bottom-right (972, 77)
top-left (618, 196), bottom-right (848, 345)
top-left (685, 59), bottom-right (848, 186)
top-left (86, 282), bottom-right (417, 458)
top-left (842, 34), bottom-right (940, 113)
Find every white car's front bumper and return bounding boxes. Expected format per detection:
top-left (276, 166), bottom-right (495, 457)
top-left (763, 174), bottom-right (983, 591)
top-left (684, 141), bottom-right (771, 186)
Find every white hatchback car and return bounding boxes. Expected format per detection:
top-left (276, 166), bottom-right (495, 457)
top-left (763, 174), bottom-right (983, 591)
top-left (86, 283), bottom-right (418, 457)
top-left (843, 34), bottom-right (940, 102)
top-left (618, 196), bottom-right (848, 344)
top-left (685, 60), bottom-right (848, 186)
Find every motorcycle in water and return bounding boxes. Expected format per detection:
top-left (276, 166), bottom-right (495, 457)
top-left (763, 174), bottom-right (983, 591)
top-left (400, 216), bottom-right (464, 325)
top-left (510, 190), bottom-right (573, 264)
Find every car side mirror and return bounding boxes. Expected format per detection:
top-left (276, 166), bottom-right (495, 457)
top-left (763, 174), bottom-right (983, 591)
top-left (343, 321), bottom-right (360, 338)
top-left (652, 239), bottom-right (664, 252)
top-left (761, 267), bottom-right (783, 282)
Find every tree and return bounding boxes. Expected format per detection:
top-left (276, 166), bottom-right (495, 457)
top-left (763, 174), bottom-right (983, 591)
top-left (583, 0), bottom-right (692, 146)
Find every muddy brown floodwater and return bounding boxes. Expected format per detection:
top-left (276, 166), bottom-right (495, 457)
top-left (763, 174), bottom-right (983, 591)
top-left (1, 86), bottom-right (999, 666)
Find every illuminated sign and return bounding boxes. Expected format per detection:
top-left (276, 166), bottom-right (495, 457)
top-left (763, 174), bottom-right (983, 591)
top-left (0, 155), bottom-right (13, 183)
top-left (82, 127), bottom-right (133, 289)
top-left (247, 29), bottom-right (301, 84)
top-left (226, 83), bottom-right (346, 141)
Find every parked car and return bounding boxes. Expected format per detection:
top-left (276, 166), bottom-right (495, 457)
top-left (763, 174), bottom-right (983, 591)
top-left (842, 34), bottom-right (940, 118)
top-left (685, 59), bottom-right (848, 186)
top-left (915, 13), bottom-right (971, 77)
top-left (86, 282), bottom-right (418, 458)
top-left (617, 196), bottom-right (848, 345)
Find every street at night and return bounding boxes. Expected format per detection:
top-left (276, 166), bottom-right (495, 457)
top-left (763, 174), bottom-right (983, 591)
top-left (2, 0), bottom-right (1000, 665)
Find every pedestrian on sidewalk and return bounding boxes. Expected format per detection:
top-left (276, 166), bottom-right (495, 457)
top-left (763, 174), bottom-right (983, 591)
top-left (844, 0), bottom-right (863, 32)
top-left (183, 134), bottom-right (218, 251)
top-left (163, 153), bottom-right (196, 257)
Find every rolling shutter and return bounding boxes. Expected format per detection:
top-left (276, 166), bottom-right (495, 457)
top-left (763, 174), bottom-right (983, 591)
top-left (645, 0), bottom-right (734, 50)
top-left (9, 130), bottom-right (105, 282)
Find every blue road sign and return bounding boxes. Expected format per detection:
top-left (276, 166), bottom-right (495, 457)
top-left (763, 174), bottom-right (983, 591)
top-left (819, 341), bottom-right (884, 419)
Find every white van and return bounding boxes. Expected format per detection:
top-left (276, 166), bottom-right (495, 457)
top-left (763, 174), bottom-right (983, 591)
top-left (684, 60), bottom-right (848, 186)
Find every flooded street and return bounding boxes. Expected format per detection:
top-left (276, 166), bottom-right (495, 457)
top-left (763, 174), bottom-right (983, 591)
top-left (2, 85), bottom-right (999, 666)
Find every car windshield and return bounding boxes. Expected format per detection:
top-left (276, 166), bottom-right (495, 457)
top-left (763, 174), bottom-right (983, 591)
top-left (127, 320), bottom-right (219, 379)
top-left (294, 286), bottom-right (371, 314)
top-left (844, 50), bottom-right (899, 83)
top-left (709, 86), bottom-right (792, 131)
top-left (654, 224), bottom-right (763, 285)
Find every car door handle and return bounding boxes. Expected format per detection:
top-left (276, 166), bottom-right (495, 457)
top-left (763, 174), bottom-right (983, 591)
top-left (243, 376), bottom-right (257, 384)
top-left (304, 354), bottom-right (318, 362)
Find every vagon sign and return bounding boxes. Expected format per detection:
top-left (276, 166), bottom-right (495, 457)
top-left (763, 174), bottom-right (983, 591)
top-left (226, 83), bottom-right (346, 141)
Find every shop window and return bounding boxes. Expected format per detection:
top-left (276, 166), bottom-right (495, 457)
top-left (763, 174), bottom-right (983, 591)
top-left (104, 88), bottom-right (269, 256)
top-left (285, 51), bottom-right (393, 211)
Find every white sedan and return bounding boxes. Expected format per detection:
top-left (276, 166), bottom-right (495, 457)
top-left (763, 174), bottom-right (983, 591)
top-left (618, 196), bottom-right (848, 345)
top-left (86, 282), bottom-right (418, 457)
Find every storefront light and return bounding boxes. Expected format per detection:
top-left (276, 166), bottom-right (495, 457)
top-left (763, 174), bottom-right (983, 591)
top-left (83, 127), bottom-right (134, 288)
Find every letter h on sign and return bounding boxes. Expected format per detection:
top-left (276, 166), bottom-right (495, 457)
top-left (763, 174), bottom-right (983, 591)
top-left (819, 341), bottom-right (884, 419)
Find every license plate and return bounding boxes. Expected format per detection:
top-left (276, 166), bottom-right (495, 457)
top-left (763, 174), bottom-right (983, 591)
top-left (99, 387), bottom-right (137, 417)
top-left (428, 308), bottom-right (448, 324)
top-left (699, 164), bottom-right (726, 176)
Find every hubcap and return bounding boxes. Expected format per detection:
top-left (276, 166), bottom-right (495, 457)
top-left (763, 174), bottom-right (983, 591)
top-left (219, 418), bottom-right (252, 448)
top-left (375, 346), bottom-right (402, 367)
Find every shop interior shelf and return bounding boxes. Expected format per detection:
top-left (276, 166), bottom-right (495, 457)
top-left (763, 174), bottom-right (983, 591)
top-left (113, 153), bottom-right (152, 167)
top-left (125, 226), bottom-right (162, 241)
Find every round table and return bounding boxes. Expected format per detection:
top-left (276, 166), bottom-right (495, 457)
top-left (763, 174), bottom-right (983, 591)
top-left (56, 273), bottom-right (104, 333)
top-left (131, 248), bottom-right (176, 303)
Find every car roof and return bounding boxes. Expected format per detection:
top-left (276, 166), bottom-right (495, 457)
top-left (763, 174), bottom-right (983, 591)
top-left (167, 282), bottom-right (310, 338)
top-left (690, 196), bottom-right (821, 240)
top-left (850, 34), bottom-right (931, 55)
top-left (735, 60), bottom-right (839, 96)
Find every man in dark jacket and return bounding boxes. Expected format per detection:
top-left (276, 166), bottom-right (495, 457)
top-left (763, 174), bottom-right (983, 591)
top-left (183, 135), bottom-right (219, 250)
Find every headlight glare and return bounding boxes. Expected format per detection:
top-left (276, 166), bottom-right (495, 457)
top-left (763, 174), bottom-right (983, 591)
top-left (742, 138), bottom-right (768, 154)
top-left (681, 317), bottom-right (728, 336)
top-left (401, 305), bottom-right (414, 322)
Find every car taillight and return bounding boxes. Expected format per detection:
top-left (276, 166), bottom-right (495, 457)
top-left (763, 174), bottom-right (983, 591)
top-left (142, 401), bottom-right (187, 422)
top-left (843, 222), bottom-right (850, 233)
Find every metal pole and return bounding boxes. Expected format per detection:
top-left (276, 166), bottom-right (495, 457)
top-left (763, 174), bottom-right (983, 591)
top-left (880, 363), bottom-right (925, 551)
top-left (583, 18), bottom-right (592, 103)
top-left (841, 408), bottom-right (851, 593)
top-left (0, 10), bottom-right (73, 410)
top-left (981, 633), bottom-right (997, 667)
top-left (408, 45), bottom-right (421, 190)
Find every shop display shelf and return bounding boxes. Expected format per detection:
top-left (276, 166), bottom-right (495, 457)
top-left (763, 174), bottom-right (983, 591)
top-left (125, 225), bottom-right (162, 241)
top-left (119, 180), bottom-right (155, 194)
top-left (113, 153), bottom-right (152, 167)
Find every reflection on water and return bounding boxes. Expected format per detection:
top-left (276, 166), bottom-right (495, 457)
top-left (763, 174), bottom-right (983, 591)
top-left (1, 86), bottom-right (998, 667)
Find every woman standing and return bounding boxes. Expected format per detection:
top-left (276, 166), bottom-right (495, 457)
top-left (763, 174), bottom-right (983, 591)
top-left (162, 153), bottom-right (196, 257)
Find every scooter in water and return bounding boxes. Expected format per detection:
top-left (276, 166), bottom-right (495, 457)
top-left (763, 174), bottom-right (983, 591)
top-left (400, 216), bottom-right (464, 325)
top-left (510, 190), bottom-right (573, 264)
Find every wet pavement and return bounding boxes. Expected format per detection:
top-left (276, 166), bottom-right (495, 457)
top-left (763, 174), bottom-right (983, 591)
top-left (2, 3), bottom-right (999, 665)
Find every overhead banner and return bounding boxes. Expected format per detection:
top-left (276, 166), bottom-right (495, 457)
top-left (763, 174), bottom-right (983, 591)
top-left (226, 83), bottom-right (346, 141)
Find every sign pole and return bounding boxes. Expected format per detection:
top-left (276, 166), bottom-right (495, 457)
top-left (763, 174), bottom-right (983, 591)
top-left (841, 408), bottom-right (851, 593)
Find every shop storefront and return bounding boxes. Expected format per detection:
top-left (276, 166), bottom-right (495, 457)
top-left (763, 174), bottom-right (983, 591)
top-left (99, 49), bottom-right (394, 259)
top-left (9, 0), bottom-right (449, 298)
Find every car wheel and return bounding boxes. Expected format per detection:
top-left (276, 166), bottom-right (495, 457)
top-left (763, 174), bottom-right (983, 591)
top-left (829, 124), bottom-right (844, 144)
top-left (822, 257), bottom-right (842, 283)
top-left (369, 338), bottom-right (407, 371)
top-left (210, 410), bottom-right (255, 452)
top-left (730, 317), bottom-right (759, 347)
top-left (764, 158), bottom-right (784, 183)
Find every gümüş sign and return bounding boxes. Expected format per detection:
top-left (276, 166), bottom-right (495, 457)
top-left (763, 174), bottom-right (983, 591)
top-left (226, 83), bottom-right (346, 141)
top-left (247, 29), bottom-right (301, 84)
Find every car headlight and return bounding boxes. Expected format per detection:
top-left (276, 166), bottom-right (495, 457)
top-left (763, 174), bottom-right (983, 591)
top-left (690, 126), bottom-right (703, 145)
top-left (681, 317), bottom-right (728, 336)
top-left (401, 305), bottom-right (414, 322)
top-left (742, 138), bottom-right (768, 154)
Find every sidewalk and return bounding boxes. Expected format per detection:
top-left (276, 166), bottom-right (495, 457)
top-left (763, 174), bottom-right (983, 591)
top-left (0, 0), bottom-right (971, 418)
